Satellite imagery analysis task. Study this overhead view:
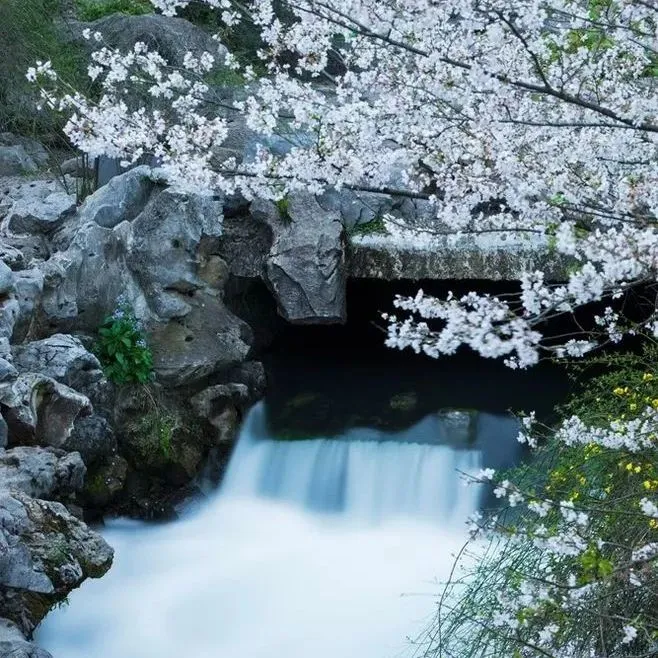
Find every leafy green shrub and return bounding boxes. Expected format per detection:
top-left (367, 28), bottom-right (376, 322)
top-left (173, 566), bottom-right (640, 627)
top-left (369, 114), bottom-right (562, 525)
top-left (94, 299), bottom-right (153, 384)
top-left (75, 0), bottom-right (152, 22)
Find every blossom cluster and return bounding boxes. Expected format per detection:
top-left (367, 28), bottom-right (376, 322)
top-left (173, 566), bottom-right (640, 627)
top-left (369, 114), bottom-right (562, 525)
top-left (28, 0), bottom-right (658, 365)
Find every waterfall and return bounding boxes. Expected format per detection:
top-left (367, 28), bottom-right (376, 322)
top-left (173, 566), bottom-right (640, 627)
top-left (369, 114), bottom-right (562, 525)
top-left (37, 403), bottom-right (513, 658)
top-left (223, 403), bottom-right (483, 523)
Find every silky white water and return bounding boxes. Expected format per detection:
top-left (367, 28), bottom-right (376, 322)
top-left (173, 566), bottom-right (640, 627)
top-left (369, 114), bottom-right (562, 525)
top-left (37, 403), bottom-right (505, 658)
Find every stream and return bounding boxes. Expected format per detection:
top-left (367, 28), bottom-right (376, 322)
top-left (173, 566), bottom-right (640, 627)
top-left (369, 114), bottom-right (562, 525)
top-left (37, 334), bottom-right (568, 658)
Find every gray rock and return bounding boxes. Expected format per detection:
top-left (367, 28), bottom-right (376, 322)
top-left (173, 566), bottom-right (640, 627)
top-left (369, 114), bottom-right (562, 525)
top-left (0, 447), bottom-right (85, 499)
top-left (64, 415), bottom-right (117, 467)
top-left (0, 491), bottom-right (113, 634)
top-left (149, 291), bottom-right (251, 387)
top-left (318, 188), bottom-right (395, 231)
top-left (0, 261), bottom-right (14, 296)
top-left (126, 187), bottom-right (223, 318)
top-left (39, 182), bottom-right (251, 388)
top-left (0, 238), bottom-right (25, 270)
top-left (0, 359), bottom-right (18, 384)
top-left (59, 155), bottom-right (94, 178)
top-left (218, 212), bottom-right (273, 278)
top-left (0, 618), bottom-right (53, 658)
top-left (190, 383), bottom-right (250, 421)
top-left (223, 361), bottom-right (267, 400)
top-left (82, 454), bottom-right (127, 508)
top-left (0, 146), bottom-right (37, 177)
top-left (77, 165), bottom-right (154, 229)
top-left (12, 334), bottom-right (103, 392)
top-left (7, 190), bottom-right (76, 235)
top-left (68, 14), bottom-right (228, 68)
top-left (0, 416), bottom-right (7, 449)
top-left (12, 269), bottom-right (44, 343)
top-left (0, 134), bottom-right (48, 169)
top-left (0, 297), bottom-right (19, 341)
top-left (253, 193), bottom-right (347, 324)
top-left (1, 373), bottom-right (92, 449)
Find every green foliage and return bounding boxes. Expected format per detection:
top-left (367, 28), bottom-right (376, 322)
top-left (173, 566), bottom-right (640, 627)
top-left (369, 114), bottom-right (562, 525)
top-left (275, 195), bottom-right (292, 223)
top-left (75, 0), bottom-right (152, 21)
top-left (347, 215), bottom-right (389, 238)
top-left (0, 0), bottom-right (89, 137)
top-left (94, 300), bottom-right (153, 385)
top-left (431, 342), bottom-right (658, 657)
top-left (134, 411), bottom-right (179, 458)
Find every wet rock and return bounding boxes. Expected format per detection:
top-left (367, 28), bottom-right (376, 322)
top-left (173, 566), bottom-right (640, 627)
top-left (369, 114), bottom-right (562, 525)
top-left (1, 373), bottom-right (92, 448)
top-left (64, 415), bottom-right (117, 467)
top-left (82, 454), bottom-right (128, 508)
top-left (0, 491), bottom-right (113, 634)
top-left (190, 383), bottom-right (249, 420)
top-left (252, 193), bottom-right (346, 324)
top-left (0, 617), bottom-right (53, 658)
top-left (223, 360), bottom-right (267, 400)
top-left (77, 165), bottom-right (154, 229)
top-left (0, 447), bottom-right (85, 500)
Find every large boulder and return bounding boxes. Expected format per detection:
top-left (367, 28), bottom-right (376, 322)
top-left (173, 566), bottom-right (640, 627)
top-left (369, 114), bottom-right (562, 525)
top-left (0, 447), bottom-right (85, 500)
top-left (252, 193), bottom-right (347, 324)
top-left (76, 165), bottom-right (154, 229)
top-left (0, 491), bottom-right (113, 634)
top-left (0, 618), bottom-right (53, 658)
top-left (12, 334), bottom-right (104, 393)
top-left (38, 173), bottom-right (251, 388)
top-left (65, 14), bottom-right (228, 67)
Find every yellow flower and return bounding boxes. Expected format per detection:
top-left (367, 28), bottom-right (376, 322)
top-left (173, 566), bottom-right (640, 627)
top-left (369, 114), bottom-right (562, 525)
top-left (626, 462), bottom-right (634, 471)
top-left (629, 402), bottom-right (637, 411)
top-left (644, 480), bottom-right (653, 490)
top-left (613, 387), bottom-right (628, 396)
top-left (652, 399), bottom-right (658, 409)
top-left (643, 373), bottom-right (654, 382)
top-left (634, 465), bottom-right (642, 474)
top-left (650, 519), bottom-right (658, 529)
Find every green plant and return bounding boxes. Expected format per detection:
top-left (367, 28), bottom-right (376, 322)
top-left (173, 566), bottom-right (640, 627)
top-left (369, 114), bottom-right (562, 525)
top-left (75, 0), bottom-right (152, 21)
top-left (427, 343), bottom-right (658, 657)
top-left (347, 215), bottom-right (389, 238)
top-left (94, 298), bottom-right (153, 384)
top-left (275, 196), bottom-right (292, 224)
top-left (0, 0), bottom-right (89, 137)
